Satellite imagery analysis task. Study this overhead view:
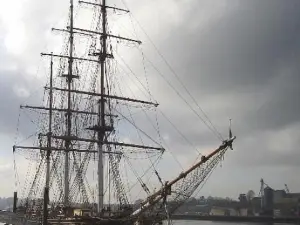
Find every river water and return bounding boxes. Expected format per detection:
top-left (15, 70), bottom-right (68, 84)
top-left (0, 222), bottom-right (290, 225)
top-left (164, 222), bottom-right (288, 225)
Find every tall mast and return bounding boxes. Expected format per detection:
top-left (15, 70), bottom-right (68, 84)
top-left (65, 0), bottom-right (74, 206)
top-left (98, 0), bottom-right (107, 213)
top-left (11, 1), bottom-right (237, 222)
top-left (15, 0), bottom-right (161, 214)
top-left (43, 54), bottom-right (53, 225)
top-left (47, 53), bottom-right (54, 197)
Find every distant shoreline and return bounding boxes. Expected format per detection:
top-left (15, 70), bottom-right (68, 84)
top-left (171, 215), bottom-right (300, 223)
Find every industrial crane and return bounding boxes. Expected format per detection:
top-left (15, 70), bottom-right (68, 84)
top-left (285, 184), bottom-right (290, 193)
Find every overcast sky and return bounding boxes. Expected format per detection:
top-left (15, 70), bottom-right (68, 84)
top-left (0, 0), bottom-right (300, 201)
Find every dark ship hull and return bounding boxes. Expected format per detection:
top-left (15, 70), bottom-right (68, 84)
top-left (0, 208), bottom-right (165, 225)
top-left (0, 212), bottom-right (163, 225)
top-left (48, 216), bottom-right (163, 225)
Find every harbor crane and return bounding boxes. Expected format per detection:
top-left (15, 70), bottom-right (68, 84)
top-left (284, 184), bottom-right (290, 193)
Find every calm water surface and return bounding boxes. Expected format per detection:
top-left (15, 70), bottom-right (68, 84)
top-left (164, 222), bottom-right (289, 225)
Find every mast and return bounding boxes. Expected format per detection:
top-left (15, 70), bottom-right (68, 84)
top-left (11, 1), bottom-right (238, 223)
top-left (43, 54), bottom-right (53, 225)
top-left (14, 0), bottom-right (162, 215)
top-left (64, 0), bottom-right (74, 206)
top-left (98, 0), bottom-right (107, 213)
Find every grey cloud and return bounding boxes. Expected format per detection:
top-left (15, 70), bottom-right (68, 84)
top-left (133, 0), bottom-right (300, 197)
top-left (115, 0), bottom-right (300, 180)
top-left (162, 0), bottom-right (300, 89)
top-left (0, 69), bottom-right (43, 134)
top-left (146, 0), bottom-right (300, 135)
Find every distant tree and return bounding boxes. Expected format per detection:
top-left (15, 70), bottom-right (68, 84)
top-left (186, 197), bottom-right (197, 205)
top-left (134, 199), bottom-right (143, 205)
top-left (207, 196), bottom-right (214, 201)
top-left (226, 197), bottom-right (233, 202)
top-left (246, 190), bottom-right (255, 202)
top-left (199, 196), bottom-right (206, 204)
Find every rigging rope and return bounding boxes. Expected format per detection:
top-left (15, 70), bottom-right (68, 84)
top-left (13, 154), bottom-right (20, 191)
top-left (159, 110), bottom-right (200, 155)
top-left (114, 70), bottom-right (165, 184)
top-left (140, 51), bottom-right (223, 141)
top-left (119, 0), bottom-right (223, 141)
top-left (114, 108), bottom-right (163, 149)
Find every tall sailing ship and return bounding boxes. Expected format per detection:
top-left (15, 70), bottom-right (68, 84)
top-left (8, 0), bottom-right (236, 225)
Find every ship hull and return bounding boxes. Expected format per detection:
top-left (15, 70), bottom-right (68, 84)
top-left (0, 211), bottom-right (162, 225)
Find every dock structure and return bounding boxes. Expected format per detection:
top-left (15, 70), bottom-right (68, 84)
top-left (171, 214), bottom-right (300, 224)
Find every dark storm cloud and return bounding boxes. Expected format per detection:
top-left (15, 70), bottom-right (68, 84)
top-left (162, 0), bottom-right (300, 88)
top-left (147, 0), bottom-right (300, 137)
top-left (130, 0), bottom-right (300, 194)
top-left (0, 69), bottom-right (43, 134)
